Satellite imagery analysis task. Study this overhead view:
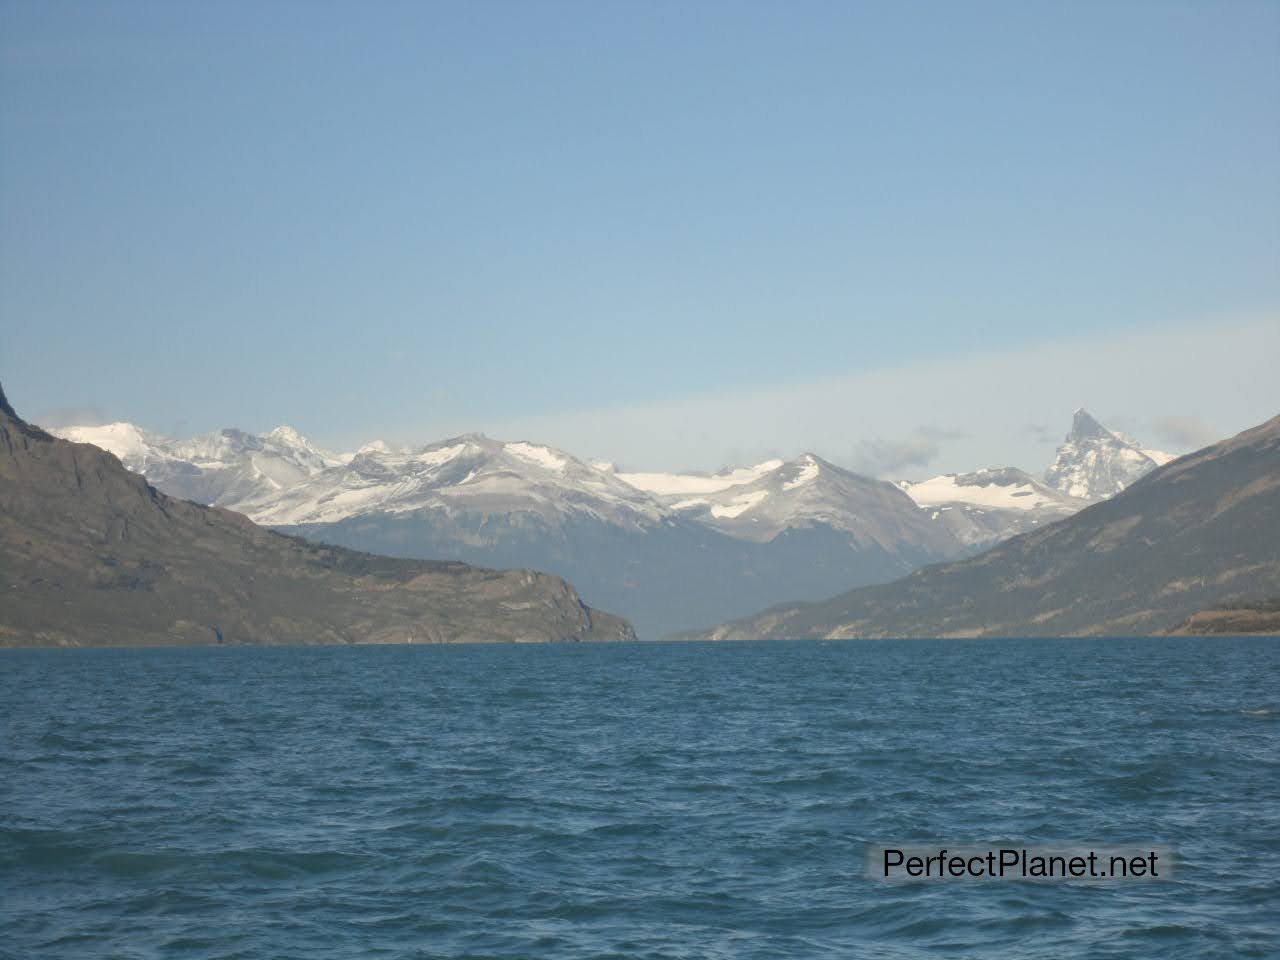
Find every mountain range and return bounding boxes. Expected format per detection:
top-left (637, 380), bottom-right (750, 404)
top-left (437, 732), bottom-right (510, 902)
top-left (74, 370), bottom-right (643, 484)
top-left (684, 414), bottom-right (1280, 640)
top-left (49, 407), bottom-right (1175, 637)
top-left (268, 441), bottom-right (961, 639)
top-left (0, 383), bottom-right (634, 647)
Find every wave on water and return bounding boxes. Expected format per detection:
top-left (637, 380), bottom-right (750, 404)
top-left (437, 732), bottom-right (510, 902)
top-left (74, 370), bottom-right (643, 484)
top-left (3, 637), bottom-right (1279, 959)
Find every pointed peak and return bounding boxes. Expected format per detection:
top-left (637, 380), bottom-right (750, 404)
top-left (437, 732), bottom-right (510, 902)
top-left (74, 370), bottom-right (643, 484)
top-left (0, 381), bottom-right (49, 441)
top-left (0, 381), bottom-right (17, 420)
top-left (266, 425), bottom-right (307, 444)
top-left (785, 452), bottom-right (828, 475)
top-left (781, 454), bottom-right (822, 490)
top-left (1069, 408), bottom-right (1113, 441)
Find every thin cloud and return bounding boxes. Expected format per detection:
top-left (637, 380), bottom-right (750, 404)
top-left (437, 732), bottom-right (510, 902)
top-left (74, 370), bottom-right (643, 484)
top-left (1153, 415), bottom-right (1219, 451)
top-left (449, 314), bottom-right (1277, 476)
top-left (1023, 423), bottom-right (1055, 444)
top-left (851, 426), bottom-right (969, 478)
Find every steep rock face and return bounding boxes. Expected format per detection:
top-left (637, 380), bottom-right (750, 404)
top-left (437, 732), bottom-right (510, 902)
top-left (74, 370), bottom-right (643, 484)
top-left (0, 384), bottom-right (634, 647)
top-left (1043, 409), bottom-right (1172, 501)
top-left (686, 415), bottom-right (1280, 640)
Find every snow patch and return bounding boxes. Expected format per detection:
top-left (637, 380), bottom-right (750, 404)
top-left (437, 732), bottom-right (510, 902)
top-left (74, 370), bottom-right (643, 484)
top-left (670, 498), bottom-right (711, 511)
top-left (783, 456), bottom-right (820, 490)
top-left (266, 425), bottom-right (307, 445)
top-left (414, 443), bottom-right (468, 468)
top-left (904, 474), bottom-right (1060, 511)
top-left (52, 422), bottom-right (161, 467)
top-left (506, 442), bottom-right (567, 472)
top-left (619, 460), bottom-right (783, 496)
top-left (710, 489), bottom-right (770, 519)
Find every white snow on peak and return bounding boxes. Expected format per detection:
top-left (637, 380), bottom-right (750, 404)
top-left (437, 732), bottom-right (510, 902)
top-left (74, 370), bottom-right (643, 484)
top-left (709, 489), bottom-right (770, 519)
top-left (356, 440), bottom-right (395, 456)
top-left (262, 425), bottom-right (343, 465)
top-left (413, 442), bottom-right (468, 468)
top-left (618, 459), bottom-right (784, 496)
top-left (240, 432), bottom-right (668, 528)
top-left (783, 456), bottom-right (820, 490)
top-left (590, 460), bottom-right (617, 473)
top-left (1043, 410), bottom-right (1166, 501)
top-left (52, 419), bottom-right (347, 510)
top-left (52, 422), bottom-right (160, 467)
top-left (505, 442), bottom-right (567, 472)
top-left (1143, 448), bottom-right (1175, 466)
top-left (266, 425), bottom-right (307, 445)
top-left (670, 497), bottom-right (711, 511)
top-left (903, 472), bottom-right (1061, 511)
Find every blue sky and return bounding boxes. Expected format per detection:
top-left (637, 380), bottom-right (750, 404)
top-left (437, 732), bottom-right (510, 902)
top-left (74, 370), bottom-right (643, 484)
top-left (2, 1), bottom-right (1277, 473)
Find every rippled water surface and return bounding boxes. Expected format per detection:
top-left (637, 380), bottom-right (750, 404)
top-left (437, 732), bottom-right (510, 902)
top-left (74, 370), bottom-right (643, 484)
top-left (3, 638), bottom-right (1279, 958)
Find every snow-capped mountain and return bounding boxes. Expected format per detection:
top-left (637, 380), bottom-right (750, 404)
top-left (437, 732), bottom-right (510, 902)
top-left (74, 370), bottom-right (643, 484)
top-left (48, 405), bottom-right (1178, 637)
top-left (51, 422), bottom-right (172, 474)
top-left (242, 434), bottom-right (667, 529)
top-left (238, 440), bottom-right (965, 638)
top-left (51, 422), bottom-right (344, 507)
top-left (898, 467), bottom-right (1087, 548)
top-left (894, 410), bottom-right (1173, 546)
top-left (617, 454), bottom-right (959, 554)
top-left (1043, 409), bottom-right (1173, 501)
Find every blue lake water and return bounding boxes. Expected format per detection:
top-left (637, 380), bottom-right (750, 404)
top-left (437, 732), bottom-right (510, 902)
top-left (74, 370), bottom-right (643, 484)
top-left (3, 637), bottom-right (1278, 959)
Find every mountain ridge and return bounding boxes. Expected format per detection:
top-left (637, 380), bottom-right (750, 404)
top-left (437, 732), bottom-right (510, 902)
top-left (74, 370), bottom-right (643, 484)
top-left (682, 414), bottom-right (1280, 640)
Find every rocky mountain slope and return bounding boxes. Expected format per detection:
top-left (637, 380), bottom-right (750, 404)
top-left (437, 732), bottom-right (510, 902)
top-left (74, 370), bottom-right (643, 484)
top-left (0, 385), bottom-right (634, 647)
top-left (685, 414), bottom-right (1280, 640)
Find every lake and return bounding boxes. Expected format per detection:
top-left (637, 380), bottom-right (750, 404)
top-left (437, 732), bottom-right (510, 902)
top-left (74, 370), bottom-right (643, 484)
top-left (3, 637), bottom-right (1278, 958)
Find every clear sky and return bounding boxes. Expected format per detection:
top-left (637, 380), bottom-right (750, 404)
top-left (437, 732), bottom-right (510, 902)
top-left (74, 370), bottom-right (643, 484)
top-left (2, 1), bottom-right (1278, 475)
